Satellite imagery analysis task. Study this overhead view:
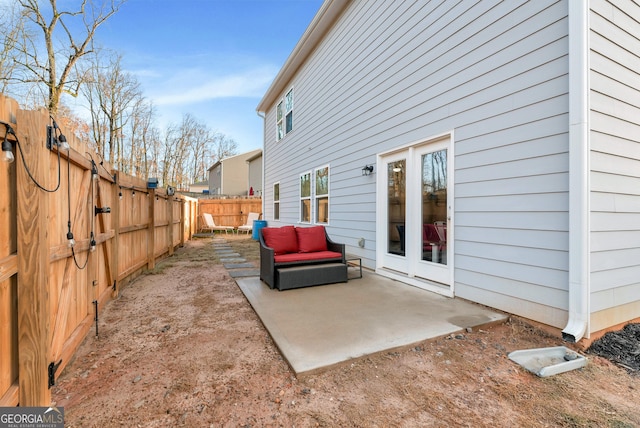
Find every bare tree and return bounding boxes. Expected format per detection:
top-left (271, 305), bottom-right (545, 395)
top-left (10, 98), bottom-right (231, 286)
top-left (171, 114), bottom-right (197, 188)
top-left (126, 97), bottom-right (156, 178)
top-left (57, 101), bottom-right (92, 145)
top-left (142, 125), bottom-right (161, 180)
top-left (81, 52), bottom-right (141, 166)
top-left (13, 0), bottom-right (126, 115)
top-left (188, 124), bottom-right (212, 183)
top-left (156, 114), bottom-right (237, 187)
top-left (160, 122), bottom-right (178, 187)
top-left (0, 3), bottom-right (28, 94)
top-left (211, 132), bottom-right (238, 164)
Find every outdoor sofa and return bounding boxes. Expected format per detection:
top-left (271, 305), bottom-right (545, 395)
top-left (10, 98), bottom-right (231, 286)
top-left (259, 225), bottom-right (347, 290)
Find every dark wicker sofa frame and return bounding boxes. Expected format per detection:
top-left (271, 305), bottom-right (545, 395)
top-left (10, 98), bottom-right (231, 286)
top-left (259, 228), bottom-right (348, 290)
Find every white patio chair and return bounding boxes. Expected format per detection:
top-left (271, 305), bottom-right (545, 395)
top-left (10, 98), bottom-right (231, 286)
top-left (237, 212), bottom-right (261, 234)
top-left (434, 221), bottom-right (447, 242)
top-left (200, 213), bottom-right (234, 234)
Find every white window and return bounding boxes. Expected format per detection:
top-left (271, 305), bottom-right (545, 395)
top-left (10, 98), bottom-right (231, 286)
top-left (276, 101), bottom-right (283, 141)
top-left (273, 182), bottom-right (280, 221)
top-left (315, 166), bottom-right (329, 224)
top-left (297, 166), bottom-right (330, 224)
top-left (276, 88), bottom-right (294, 141)
top-left (300, 171), bottom-right (311, 223)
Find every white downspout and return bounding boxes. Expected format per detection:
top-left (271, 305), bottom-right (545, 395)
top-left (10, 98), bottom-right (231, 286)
top-left (562, 0), bottom-right (590, 342)
top-left (257, 111), bottom-right (266, 217)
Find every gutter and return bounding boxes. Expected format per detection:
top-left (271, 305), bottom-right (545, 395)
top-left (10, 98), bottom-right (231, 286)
top-left (562, 0), bottom-right (590, 342)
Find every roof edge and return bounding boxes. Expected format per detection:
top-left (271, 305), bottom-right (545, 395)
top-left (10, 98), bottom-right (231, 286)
top-left (208, 149), bottom-right (262, 171)
top-left (256, 0), bottom-right (349, 113)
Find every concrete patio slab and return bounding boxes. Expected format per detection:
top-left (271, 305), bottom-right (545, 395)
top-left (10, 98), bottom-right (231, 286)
top-left (236, 271), bottom-right (507, 375)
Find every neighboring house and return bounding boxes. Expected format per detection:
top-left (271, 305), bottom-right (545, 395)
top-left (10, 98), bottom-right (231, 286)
top-left (189, 181), bottom-right (209, 194)
top-left (207, 149), bottom-right (262, 196)
top-left (247, 150), bottom-right (263, 196)
top-left (256, 0), bottom-right (640, 342)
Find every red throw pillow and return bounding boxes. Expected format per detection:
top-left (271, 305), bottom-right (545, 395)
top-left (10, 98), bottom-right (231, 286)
top-left (296, 226), bottom-right (328, 253)
top-left (261, 226), bottom-right (298, 255)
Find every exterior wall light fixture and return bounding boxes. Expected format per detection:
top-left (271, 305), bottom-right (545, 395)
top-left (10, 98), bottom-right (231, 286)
top-left (2, 128), bottom-right (14, 163)
top-left (46, 122), bottom-right (69, 151)
top-left (362, 165), bottom-right (374, 176)
top-left (89, 232), bottom-right (97, 252)
top-left (91, 160), bottom-right (99, 181)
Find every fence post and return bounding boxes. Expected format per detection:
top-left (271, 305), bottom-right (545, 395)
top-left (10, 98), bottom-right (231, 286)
top-left (168, 196), bottom-right (174, 256)
top-left (147, 188), bottom-right (155, 270)
top-left (179, 199), bottom-right (186, 246)
top-left (112, 173), bottom-right (120, 298)
top-left (16, 108), bottom-right (51, 406)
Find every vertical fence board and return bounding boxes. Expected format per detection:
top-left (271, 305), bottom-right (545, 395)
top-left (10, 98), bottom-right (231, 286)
top-left (0, 96), bottom-right (19, 406)
top-left (16, 108), bottom-right (51, 406)
top-left (168, 196), bottom-right (174, 256)
top-left (147, 190), bottom-right (155, 270)
top-left (112, 174), bottom-right (121, 297)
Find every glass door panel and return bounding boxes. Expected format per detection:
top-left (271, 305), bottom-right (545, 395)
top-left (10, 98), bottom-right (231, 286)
top-left (380, 152), bottom-right (409, 274)
top-left (387, 159), bottom-right (406, 256)
top-left (420, 149), bottom-right (447, 265)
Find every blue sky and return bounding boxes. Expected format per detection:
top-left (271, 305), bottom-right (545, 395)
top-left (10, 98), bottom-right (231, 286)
top-left (92, 0), bottom-right (324, 153)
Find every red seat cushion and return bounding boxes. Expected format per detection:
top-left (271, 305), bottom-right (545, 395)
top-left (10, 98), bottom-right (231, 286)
top-left (295, 226), bottom-right (328, 253)
top-left (274, 251), bottom-right (342, 263)
top-left (261, 226), bottom-right (298, 255)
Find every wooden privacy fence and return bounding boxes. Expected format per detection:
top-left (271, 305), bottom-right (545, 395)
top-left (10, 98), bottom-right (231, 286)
top-left (0, 94), bottom-right (198, 407)
top-left (198, 198), bottom-right (263, 230)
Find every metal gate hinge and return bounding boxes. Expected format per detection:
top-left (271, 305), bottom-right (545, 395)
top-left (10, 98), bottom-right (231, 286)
top-left (48, 359), bottom-right (62, 389)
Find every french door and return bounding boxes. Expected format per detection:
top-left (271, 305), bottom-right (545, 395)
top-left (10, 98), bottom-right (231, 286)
top-left (378, 137), bottom-right (452, 291)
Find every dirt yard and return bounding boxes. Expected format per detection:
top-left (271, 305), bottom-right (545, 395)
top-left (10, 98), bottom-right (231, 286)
top-left (52, 236), bottom-right (640, 427)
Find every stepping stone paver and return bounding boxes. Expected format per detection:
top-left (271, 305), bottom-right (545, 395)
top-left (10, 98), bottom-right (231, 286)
top-left (220, 258), bottom-right (247, 263)
top-left (224, 262), bottom-right (256, 269)
top-left (228, 269), bottom-right (260, 278)
top-left (212, 238), bottom-right (260, 278)
top-left (218, 253), bottom-right (241, 258)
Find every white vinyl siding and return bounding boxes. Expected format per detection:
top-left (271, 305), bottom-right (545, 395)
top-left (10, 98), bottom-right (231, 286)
top-left (261, 1), bottom-right (572, 326)
top-left (588, 0), bottom-right (640, 330)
